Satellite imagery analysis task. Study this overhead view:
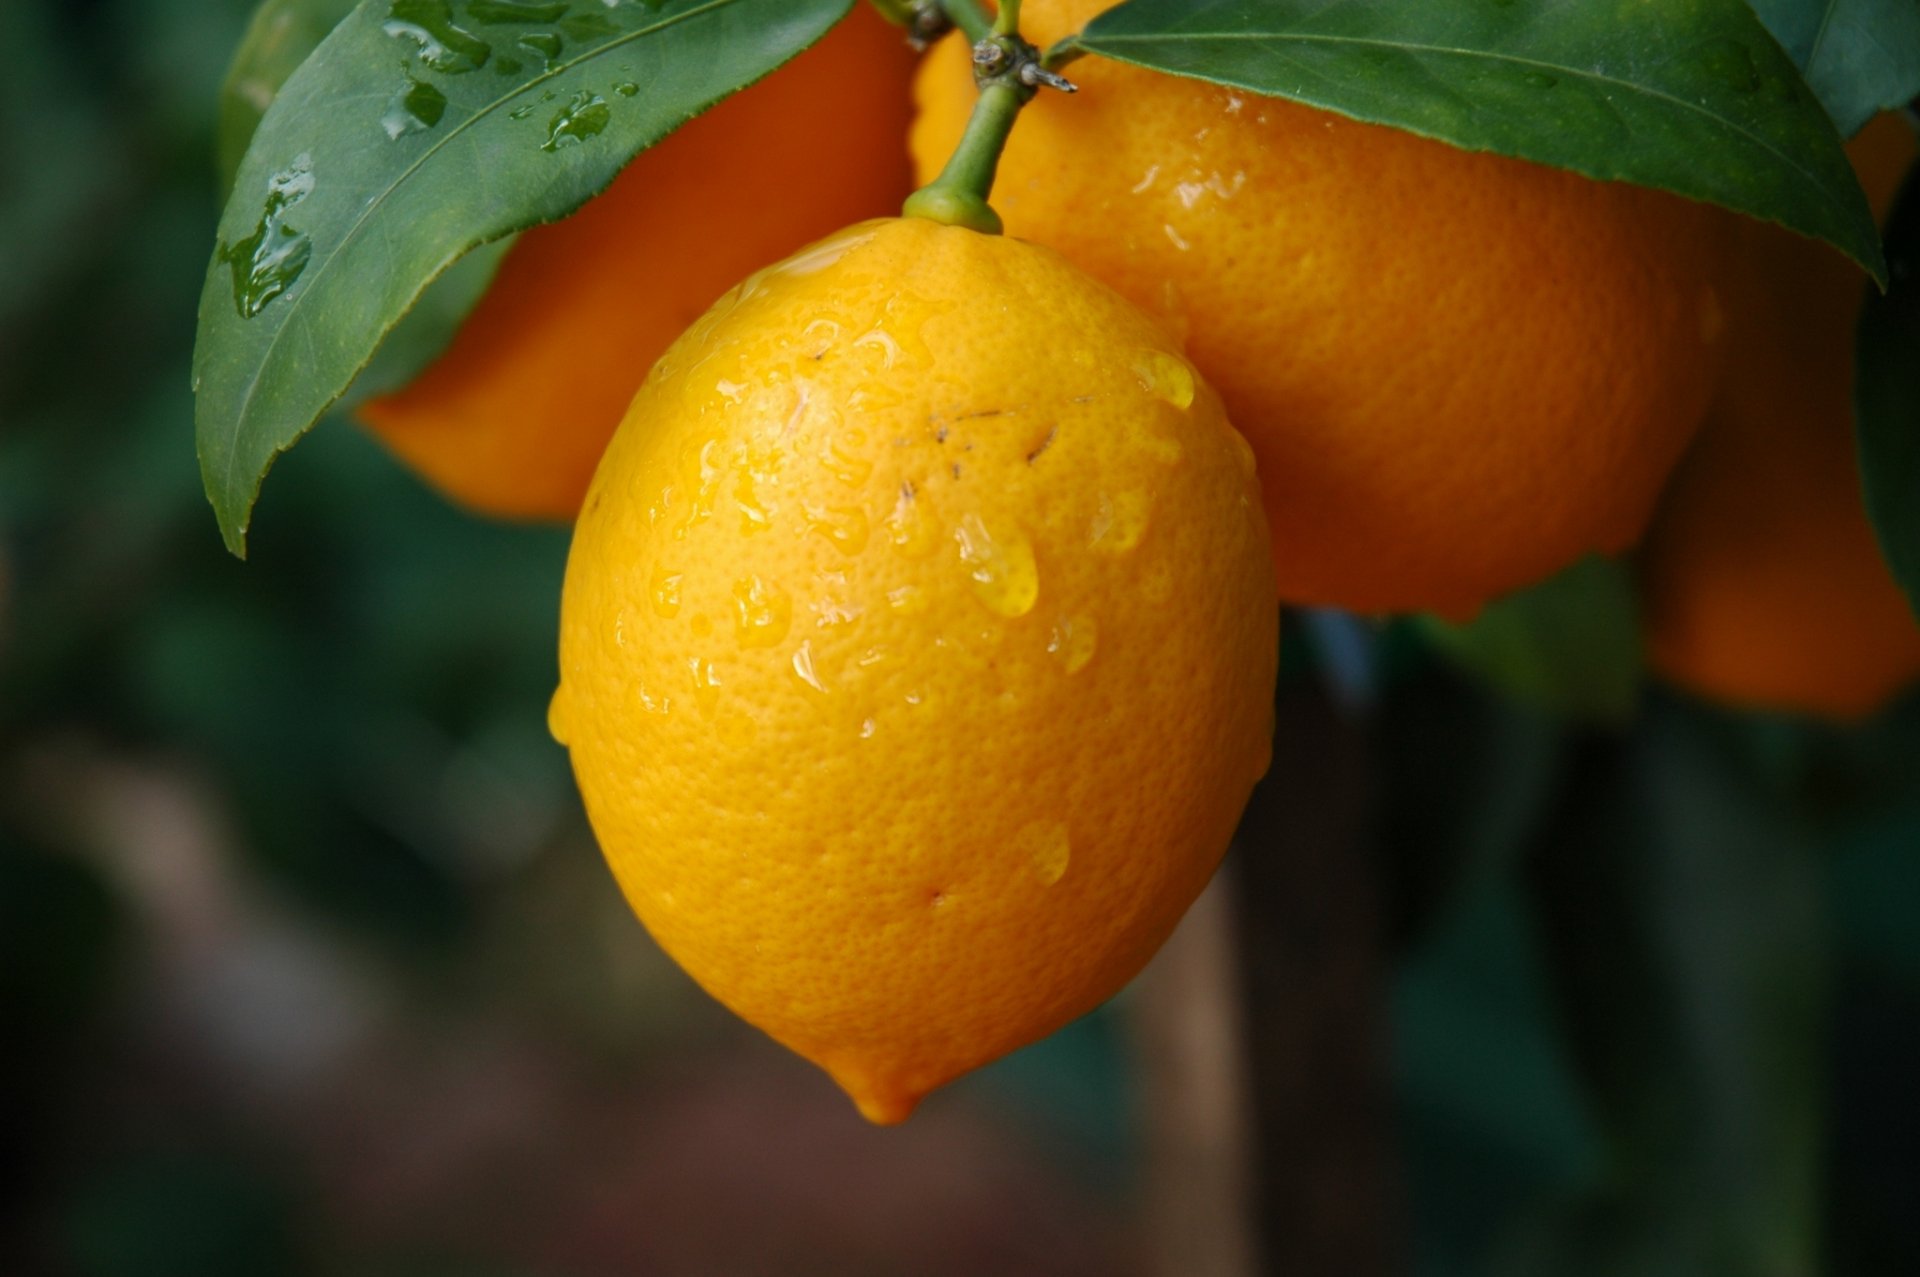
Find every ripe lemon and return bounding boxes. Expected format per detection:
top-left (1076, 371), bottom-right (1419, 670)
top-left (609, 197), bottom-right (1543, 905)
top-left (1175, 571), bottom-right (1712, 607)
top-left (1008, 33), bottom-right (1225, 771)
top-left (358, 7), bottom-right (917, 519)
top-left (549, 216), bottom-right (1277, 1123)
top-left (1639, 114), bottom-right (1920, 720)
top-left (912, 0), bottom-right (1728, 618)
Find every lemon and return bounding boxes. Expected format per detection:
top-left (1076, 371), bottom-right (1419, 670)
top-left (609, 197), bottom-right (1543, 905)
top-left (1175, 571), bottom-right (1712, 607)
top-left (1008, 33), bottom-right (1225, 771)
top-left (550, 216), bottom-right (1276, 1122)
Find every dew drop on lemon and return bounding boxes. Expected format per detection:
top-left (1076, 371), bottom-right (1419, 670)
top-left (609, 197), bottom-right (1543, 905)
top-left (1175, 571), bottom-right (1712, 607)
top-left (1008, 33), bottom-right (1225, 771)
top-left (1131, 349), bottom-right (1196, 410)
top-left (804, 502), bottom-right (871, 555)
top-left (792, 640), bottom-right (830, 695)
top-left (1048, 615), bottom-right (1099, 674)
top-left (955, 513), bottom-right (1039, 618)
top-left (732, 575), bottom-right (792, 648)
top-left (1089, 489), bottom-right (1152, 554)
top-left (887, 483), bottom-right (940, 559)
top-left (687, 656), bottom-right (722, 713)
top-left (650, 567), bottom-right (684, 618)
top-left (1019, 821), bottom-right (1072, 886)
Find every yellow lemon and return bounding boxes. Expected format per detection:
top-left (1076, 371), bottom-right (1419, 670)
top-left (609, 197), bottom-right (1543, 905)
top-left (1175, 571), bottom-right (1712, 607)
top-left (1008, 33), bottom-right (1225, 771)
top-left (550, 217), bottom-right (1277, 1122)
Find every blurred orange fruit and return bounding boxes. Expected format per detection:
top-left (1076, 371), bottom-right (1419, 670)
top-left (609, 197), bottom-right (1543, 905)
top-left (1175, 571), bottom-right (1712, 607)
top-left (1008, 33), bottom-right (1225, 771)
top-left (912, 0), bottom-right (1728, 618)
top-left (1639, 114), bottom-right (1920, 720)
top-left (359, 8), bottom-right (917, 519)
top-left (550, 217), bottom-right (1276, 1123)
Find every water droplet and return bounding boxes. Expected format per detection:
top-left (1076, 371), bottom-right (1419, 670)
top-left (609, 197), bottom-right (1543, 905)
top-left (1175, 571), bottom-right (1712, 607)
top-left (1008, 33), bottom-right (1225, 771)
top-left (1088, 489), bottom-right (1152, 554)
top-left (650, 567), bottom-right (683, 618)
top-left (612, 606), bottom-right (631, 648)
top-left (803, 502), bottom-right (870, 556)
top-left (1132, 349), bottom-right (1196, 410)
top-left (219, 153), bottom-right (315, 318)
top-left (637, 680), bottom-right (671, 717)
top-left (468, 0), bottom-right (568, 22)
top-left (732, 575), bottom-right (792, 648)
top-left (854, 327), bottom-right (901, 369)
top-left (1521, 70), bottom-right (1558, 89)
top-left (615, 81), bottom-right (639, 98)
top-left (955, 513), bottom-right (1039, 617)
top-left (687, 656), bottom-right (721, 713)
top-left (384, 0), bottom-right (492, 73)
top-left (546, 685), bottom-right (571, 744)
top-left (508, 102), bottom-right (537, 120)
top-left (1047, 615), bottom-right (1099, 674)
top-left (734, 473), bottom-right (771, 534)
top-left (859, 718), bottom-right (877, 740)
top-left (824, 430), bottom-right (872, 486)
top-left (791, 641), bottom-right (829, 694)
top-left (382, 72), bottom-right (448, 139)
top-left (1019, 821), bottom-right (1071, 885)
top-left (804, 318), bottom-right (841, 356)
top-left (517, 30), bottom-right (563, 65)
top-left (886, 585), bottom-right (927, 615)
top-left (542, 90), bottom-right (610, 152)
top-left (887, 483), bottom-right (940, 559)
top-left (1163, 222), bottom-right (1193, 252)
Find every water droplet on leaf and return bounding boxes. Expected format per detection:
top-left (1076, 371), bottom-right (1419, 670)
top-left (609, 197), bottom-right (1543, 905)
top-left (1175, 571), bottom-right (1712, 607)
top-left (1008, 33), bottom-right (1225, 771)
top-left (220, 153), bottom-right (315, 318)
top-left (542, 90), bottom-right (610, 152)
top-left (384, 0), bottom-right (492, 73)
top-left (381, 72), bottom-right (448, 139)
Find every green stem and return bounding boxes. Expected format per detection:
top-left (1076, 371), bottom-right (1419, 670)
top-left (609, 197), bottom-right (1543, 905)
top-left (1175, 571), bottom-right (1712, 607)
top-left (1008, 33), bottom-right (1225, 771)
top-left (992, 0), bottom-right (1021, 38)
top-left (940, 0), bottom-right (994, 42)
top-left (901, 78), bottom-right (1024, 234)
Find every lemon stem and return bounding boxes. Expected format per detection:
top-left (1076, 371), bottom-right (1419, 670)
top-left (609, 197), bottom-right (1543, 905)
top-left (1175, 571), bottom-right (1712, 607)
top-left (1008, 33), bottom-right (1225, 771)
top-left (939, 0), bottom-right (994, 41)
top-left (903, 2), bottom-right (1073, 235)
top-left (902, 79), bottom-right (1024, 234)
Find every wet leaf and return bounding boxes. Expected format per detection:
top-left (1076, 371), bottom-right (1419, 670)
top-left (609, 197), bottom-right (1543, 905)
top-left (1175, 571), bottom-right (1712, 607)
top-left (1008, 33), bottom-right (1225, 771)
top-left (195, 0), bottom-right (854, 555)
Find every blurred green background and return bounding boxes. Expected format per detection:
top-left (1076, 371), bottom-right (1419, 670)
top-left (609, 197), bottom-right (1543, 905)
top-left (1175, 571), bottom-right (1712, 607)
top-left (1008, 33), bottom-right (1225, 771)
top-left (3, 2), bottom-right (1918, 1274)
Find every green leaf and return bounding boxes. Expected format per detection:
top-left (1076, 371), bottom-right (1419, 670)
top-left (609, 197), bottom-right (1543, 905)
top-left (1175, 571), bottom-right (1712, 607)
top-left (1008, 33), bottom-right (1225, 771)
top-left (1748, 0), bottom-right (1920, 138)
top-left (1419, 557), bottom-right (1644, 725)
top-left (1069, 0), bottom-right (1886, 283)
top-left (194, 0), bottom-right (854, 556)
top-left (1858, 152), bottom-right (1920, 623)
top-left (217, 0), bottom-right (359, 196)
top-left (216, 0), bottom-right (508, 412)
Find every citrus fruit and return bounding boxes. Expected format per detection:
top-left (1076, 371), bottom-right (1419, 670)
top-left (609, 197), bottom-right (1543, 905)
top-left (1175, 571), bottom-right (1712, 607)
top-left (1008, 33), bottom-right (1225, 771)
top-left (358, 7), bottom-right (917, 520)
top-left (548, 216), bottom-right (1278, 1123)
top-left (1639, 114), bottom-right (1920, 720)
top-left (911, 0), bottom-right (1728, 618)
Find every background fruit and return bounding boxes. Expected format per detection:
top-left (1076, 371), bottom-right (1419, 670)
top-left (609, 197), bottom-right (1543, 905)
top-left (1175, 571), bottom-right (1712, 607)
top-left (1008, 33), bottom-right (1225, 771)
top-left (1638, 115), bottom-right (1920, 721)
top-left (550, 216), bottom-right (1277, 1124)
top-left (911, 0), bottom-right (1728, 618)
top-left (357, 8), bottom-right (917, 520)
